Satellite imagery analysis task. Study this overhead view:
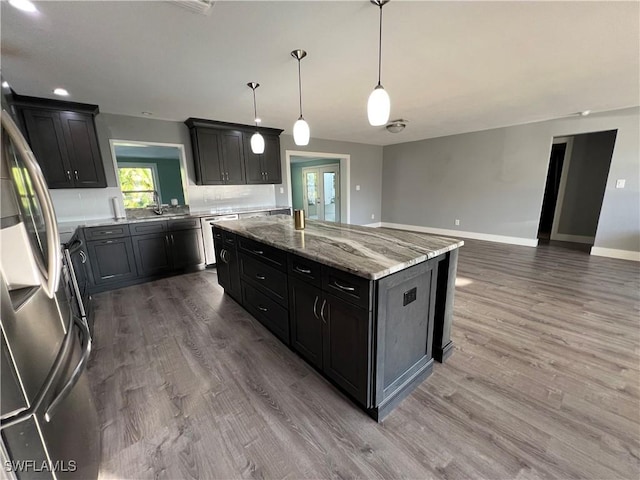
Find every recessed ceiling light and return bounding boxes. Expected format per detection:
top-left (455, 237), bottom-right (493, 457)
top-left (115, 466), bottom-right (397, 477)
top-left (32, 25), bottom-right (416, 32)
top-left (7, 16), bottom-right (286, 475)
top-left (1, 81), bottom-right (9, 89)
top-left (9, 0), bottom-right (37, 13)
top-left (53, 88), bottom-right (69, 96)
top-left (580, 110), bottom-right (591, 116)
top-left (142, 112), bottom-right (153, 116)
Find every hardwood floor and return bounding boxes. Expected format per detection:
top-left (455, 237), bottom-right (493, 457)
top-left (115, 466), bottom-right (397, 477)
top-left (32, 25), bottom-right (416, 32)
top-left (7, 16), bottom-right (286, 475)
top-left (88, 239), bottom-right (640, 479)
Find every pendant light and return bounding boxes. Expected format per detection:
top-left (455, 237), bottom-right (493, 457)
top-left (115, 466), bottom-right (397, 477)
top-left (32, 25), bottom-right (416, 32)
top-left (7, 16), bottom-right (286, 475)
top-left (247, 82), bottom-right (265, 154)
top-left (368, 0), bottom-right (391, 126)
top-left (291, 49), bottom-right (310, 146)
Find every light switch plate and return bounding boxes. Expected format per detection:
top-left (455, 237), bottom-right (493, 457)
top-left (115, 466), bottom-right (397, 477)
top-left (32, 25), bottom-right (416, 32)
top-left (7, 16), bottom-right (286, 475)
top-left (356, 185), bottom-right (361, 191)
top-left (616, 179), bottom-right (626, 189)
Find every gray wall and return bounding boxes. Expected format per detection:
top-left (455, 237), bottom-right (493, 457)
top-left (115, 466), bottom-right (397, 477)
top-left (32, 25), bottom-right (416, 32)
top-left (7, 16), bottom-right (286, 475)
top-left (382, 107), bottom-right (639, 252)
top-left (557, 131), bottom-right (616, 238)
top-left (276, 135), bottom-right (383, 226)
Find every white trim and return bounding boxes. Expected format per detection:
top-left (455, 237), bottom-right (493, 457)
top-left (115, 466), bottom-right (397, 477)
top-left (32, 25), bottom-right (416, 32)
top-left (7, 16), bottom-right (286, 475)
top-left (285, 150), bottom-right (350, 224)
top-left (363, 222), bottom-right (382, 228)
top-left (381, 222), bottom-right (538, 247)
top-left (549, 136), bottom-right (574, 241)
top-left (590, 247), bottom-right (640, 262)
top-left (551, 233), bottom-right (595, 244)
top-left (109, 139), bottom-right (190, 205)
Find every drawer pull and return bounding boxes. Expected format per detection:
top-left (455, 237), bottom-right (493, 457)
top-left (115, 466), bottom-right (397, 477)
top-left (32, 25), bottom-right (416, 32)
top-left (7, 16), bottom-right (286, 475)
top-left (102, 274), bottom-right (116, 280)
top-left (320, 299), bottom-right (327, 324)
top-left (313, 295), bottom-right (319, 319)
top-left (333, 280), bottom-right (355, 292)
top-left (253, 250), bottom-right (264, 255)
top-left (102, 231), bottom-right (113, 234)
top-left (258, 305), bottom-right (268, 312)
top-left (294, 266), bottom-right (312, 275)
top-left (255, 274), bottom-right (266, 281)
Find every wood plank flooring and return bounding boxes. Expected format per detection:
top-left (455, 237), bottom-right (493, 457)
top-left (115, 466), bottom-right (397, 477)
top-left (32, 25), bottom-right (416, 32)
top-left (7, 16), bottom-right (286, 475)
top-left (88, 240), bottom-right (640, 479)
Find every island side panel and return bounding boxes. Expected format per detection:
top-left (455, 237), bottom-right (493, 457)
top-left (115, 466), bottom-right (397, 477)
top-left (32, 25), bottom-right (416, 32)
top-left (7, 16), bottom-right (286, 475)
top-left (433, 248), bottom-right (459, 362)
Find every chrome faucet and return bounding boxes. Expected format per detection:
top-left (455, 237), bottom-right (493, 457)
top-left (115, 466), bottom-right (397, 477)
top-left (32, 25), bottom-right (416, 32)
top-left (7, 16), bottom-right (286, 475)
top-left (152, 191), bottom-right (164, 215)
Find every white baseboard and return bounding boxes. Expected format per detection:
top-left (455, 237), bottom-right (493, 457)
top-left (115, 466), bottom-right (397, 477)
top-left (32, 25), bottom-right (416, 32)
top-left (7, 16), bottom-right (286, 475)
top-left (380, 222), bottom-right (538, 247)
top-left (362, 222), bottom-right (382, 228)
top-left (551, 233), bottom-right (595, 244)
top-left (590, 247), bottom-right (640, 262)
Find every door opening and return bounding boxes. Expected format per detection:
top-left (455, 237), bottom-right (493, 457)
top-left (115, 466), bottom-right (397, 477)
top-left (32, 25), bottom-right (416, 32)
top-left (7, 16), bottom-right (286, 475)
top-left (301, 164), bottom-right (340, 222)
top-left (537, 142), bottom-right (567, 241)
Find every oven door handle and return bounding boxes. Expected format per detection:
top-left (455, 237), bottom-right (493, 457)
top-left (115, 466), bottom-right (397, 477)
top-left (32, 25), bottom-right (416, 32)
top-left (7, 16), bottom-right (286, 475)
top-left (2, 111), bottom-right (61, 298)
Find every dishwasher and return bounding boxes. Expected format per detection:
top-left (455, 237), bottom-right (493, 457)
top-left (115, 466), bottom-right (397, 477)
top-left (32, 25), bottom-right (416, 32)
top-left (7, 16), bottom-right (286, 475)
top-left (201, 214), bottom-right (239, 266)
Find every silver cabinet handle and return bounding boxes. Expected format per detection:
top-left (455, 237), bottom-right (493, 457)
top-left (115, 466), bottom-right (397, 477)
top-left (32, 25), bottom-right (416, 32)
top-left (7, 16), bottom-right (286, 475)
top-left (79, 251), bottom-right (87, 264)
top-left (294, 266), bottom-right (312, 275)
top-left (255, 273), bottom-right (266, 280)
top-left (2, 111), bottom-right (60, 298)
top-left (258, 305), bottom-right (268, 312)
top-left (320, 299), bottom-right (327, 324)
top-left (66, 170), bottom-right (72, 181)
top-left (333, 280), bottom-right (355, 292)
top-left (313, 295), bottom-right (319, 319)
top-left (171, 234), bottom-right (175, 245)
top-left (253, 250), bottom-right (264, 255)
top-left (45, 315), bottom-right (92, 421)
top-left (74, 170), bottom-right (79, 180)
top-left (221, 249), bottom-right (229, 264)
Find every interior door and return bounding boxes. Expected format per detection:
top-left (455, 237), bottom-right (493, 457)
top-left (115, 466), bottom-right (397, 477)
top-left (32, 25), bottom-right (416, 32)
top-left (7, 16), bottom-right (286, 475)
top-left (302, 164), bottom-right (340, 222)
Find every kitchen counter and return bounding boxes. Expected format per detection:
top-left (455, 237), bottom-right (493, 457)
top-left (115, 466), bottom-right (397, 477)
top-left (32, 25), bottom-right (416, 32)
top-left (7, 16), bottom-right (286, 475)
top-left (214, 215), bottom-right (463, 280)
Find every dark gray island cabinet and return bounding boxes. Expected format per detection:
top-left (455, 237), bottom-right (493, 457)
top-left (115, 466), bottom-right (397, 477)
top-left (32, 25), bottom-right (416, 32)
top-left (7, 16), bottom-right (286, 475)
top-left (213, 217), bottom-right (463, 421)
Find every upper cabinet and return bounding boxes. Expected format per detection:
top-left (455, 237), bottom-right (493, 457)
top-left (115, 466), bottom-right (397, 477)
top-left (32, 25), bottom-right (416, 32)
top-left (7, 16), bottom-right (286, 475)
top-left (185, 118), bottom-right (283, 186)
top-left (12, 95), bottom-right (107, 189)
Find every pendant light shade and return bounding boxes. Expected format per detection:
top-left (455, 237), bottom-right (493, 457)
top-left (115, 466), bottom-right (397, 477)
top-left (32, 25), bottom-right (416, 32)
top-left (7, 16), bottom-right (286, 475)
top-left (247, 82), bottom-right (265, 154)
top-left (291, 49), bottom-right (310, 146)
top-left (368, 85), bottom-right (391, 126)
top-left (368, 0), bottom-right (391, 126)
top-left (293, 117), bottom-right (310, 146)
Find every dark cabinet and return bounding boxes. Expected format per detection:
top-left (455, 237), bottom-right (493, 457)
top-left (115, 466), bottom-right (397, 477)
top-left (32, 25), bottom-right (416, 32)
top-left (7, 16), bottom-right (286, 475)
top-left (87, 238), bottom-right (137, 285)
top-left (214, 233), bottom-right (241, 301)
top-left (243, 133), bottom-right (282, 184)
top-left (171, 229), bottom-right (204, 269)
top-left (289, 279), bottom-right (323, 369)
top-left (131, 233), bottom-right (173, 276)
top-left (186, 118), bottom-right (283, 186)
top-left (14, 96), bottom-right (106, 189)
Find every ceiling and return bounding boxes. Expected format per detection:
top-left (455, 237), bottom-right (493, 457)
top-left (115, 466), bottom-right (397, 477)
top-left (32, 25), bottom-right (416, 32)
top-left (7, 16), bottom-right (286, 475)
top-left (2, 1), bottom-right (638, 146)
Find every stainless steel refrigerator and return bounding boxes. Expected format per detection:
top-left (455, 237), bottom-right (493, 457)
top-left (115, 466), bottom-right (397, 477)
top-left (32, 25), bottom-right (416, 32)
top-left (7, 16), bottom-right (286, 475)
top-left (0, 95), bottom-right (100, 479)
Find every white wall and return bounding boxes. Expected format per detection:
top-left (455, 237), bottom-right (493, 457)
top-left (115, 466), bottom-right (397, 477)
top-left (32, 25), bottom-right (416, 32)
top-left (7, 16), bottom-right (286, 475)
top-left (382, 107), bottom-right (639, 255)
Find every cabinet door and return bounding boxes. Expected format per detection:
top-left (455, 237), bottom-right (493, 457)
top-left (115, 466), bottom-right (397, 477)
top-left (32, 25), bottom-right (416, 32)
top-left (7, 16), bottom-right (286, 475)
top-left (193, 128), bottom-right (225, 185)
top-left (59, 111), bottom-right (106, 188)
top-left (215, 239), bottom-right (241, 300)
top-left (322, 293), bottom-right (372, 407)
top-left (262, 135), bottom-right (282, 184)
top-left (87, 238), bottom-right (137, 285)
top-left (289, 279), bottom-right (323, 369)
top-left (243, 133), bottom-right (265, 184)
top-left (21, 109), bottom-right (73, 188)
top-left (131, 233), bottom-right (172, 276)
top-left (220, 130), bottom-right (246, 184)
top-left (170, 229), bottom-right (204, 270)
top-left (214, 239), bottom-right (231, 290)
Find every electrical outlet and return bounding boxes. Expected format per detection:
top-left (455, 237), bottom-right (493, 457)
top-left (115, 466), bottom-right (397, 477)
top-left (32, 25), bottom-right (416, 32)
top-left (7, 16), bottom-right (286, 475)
top-left (616, 179), bottom-right (626, 189)
top-left (356, 185), bottom-right (361, 191)
top-left (279, 187), bottom-right (284, 194)
top-left (371, 214), bottom-right (375, 220)
top-left (455, 219), bottom-right (460, 226)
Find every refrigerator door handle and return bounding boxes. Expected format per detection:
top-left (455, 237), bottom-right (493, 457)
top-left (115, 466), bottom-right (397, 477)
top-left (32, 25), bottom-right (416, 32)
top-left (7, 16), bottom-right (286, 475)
top-left (1, 111), bottom-right (61, 298)
top-left (0, 306), bottom-right (76, 430)
top-left (44, 314), bottom-right (92, 422)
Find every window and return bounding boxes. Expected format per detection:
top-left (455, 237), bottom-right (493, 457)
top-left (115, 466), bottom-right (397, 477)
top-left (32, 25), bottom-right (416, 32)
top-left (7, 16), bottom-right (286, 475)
top-left (118, 164), bottom-right (159, 208)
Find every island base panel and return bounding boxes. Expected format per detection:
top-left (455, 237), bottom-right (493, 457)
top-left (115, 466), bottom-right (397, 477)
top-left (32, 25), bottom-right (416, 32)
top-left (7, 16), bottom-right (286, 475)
top-left (433, 249), bottom-right (459, 363)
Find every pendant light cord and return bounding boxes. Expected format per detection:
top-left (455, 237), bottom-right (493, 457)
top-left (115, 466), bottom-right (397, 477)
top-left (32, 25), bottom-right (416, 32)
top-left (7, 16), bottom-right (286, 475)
top-left (377, 2), bottom-right (383, 86)
top-left (297, 59), bottom-right (303, 118)
top-left (252, 87), bottom-right (258, 127)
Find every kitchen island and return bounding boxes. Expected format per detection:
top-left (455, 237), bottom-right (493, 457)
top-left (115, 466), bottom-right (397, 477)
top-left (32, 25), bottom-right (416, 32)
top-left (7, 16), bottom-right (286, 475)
top-left (213, 216), bottom-right (463, 421)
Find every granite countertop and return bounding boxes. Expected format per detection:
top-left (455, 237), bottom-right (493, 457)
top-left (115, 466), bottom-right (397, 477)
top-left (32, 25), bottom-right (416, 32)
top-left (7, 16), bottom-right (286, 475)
top-left (214, 215), bottom-right (464, 280)
top-left (57, 206), bottom-right (292, 232)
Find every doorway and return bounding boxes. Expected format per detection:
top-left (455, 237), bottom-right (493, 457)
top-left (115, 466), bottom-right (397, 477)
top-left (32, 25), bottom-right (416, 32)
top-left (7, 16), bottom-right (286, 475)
top-left (301, 164), bottom-right (340, 222)
top-left (537, 140), bottom-right (569, 241)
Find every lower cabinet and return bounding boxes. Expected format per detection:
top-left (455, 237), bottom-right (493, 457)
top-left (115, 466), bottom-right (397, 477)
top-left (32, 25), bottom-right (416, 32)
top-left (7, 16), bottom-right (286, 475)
top-left (214, 236), bottom-right (241, 301)
top-left (171, 229), bottom-right (204, 270)
top-left (131, 233), bottom-right (172, 276)
top-left (86, 238), bottom-right (137, 285)
top-left (289, 279), bottom-right (371, 406)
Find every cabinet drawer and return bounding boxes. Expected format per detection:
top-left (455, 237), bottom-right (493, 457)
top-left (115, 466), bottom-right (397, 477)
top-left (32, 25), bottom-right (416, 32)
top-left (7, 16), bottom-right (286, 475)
top-left (84, 224), bottom-right (130, 240)
top-left (240, 253), bottom-right (288, 307)
top-left (242, 282), bottom-right (290, 344)
top-left (130, 221), bottom-right (167, 235)
top-left (223, 230), bottom-right (237, 246)
top-left (168, 217), bottom-right (200, 231)
top-left (322, 267), bottom-right (372, 310)
top-left (288, 254), bottom-right (322, 288)
top-left (238, 236), bottom-right (286, 271)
